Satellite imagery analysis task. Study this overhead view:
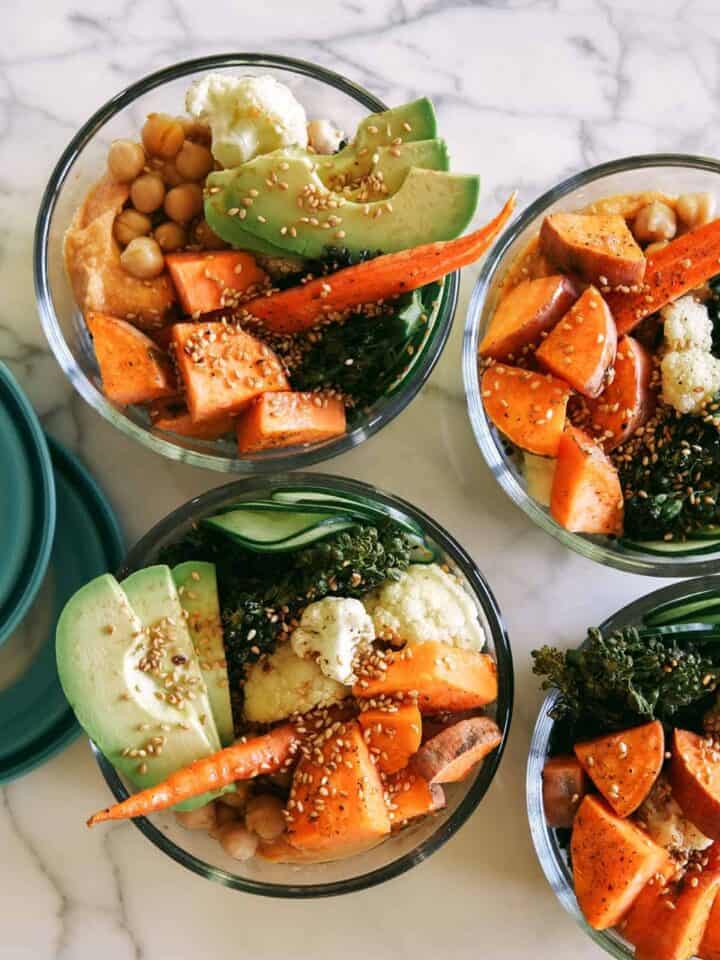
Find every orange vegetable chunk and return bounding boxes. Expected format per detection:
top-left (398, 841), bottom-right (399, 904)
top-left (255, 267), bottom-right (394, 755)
top-left (358, 703), bottom-right (422, 775)
top-left (571, 794), bottom-right (667, 930)
top-left (236, 391), bottom-right (346, 454)
top-left (542, 754), bottom-right (589, 828)
top-left (574, 720), bottom-right (664, 817)
top-left (172, 322), bottom-right (288, 422)
top-left (384, 769), bottom-right (446, 827)
top-left (412, 716), bottom-right (502, 783)
top-left (166, 251), bottom-right (267, 317)
top-left (479, 274), bottom-right (578, 361)
top-left (149, 398), bottom-right (234, 439)
top-left (535, 286), bottom-right (617, 398)
top-left (620, 854), bottom-right (676, 947)
top-left (607, 219), bottom-right (720, 334)
top-left (353, 642), bottom-right (498, 715)
top-left (540, 212), bottom-right (646, 287)
top-left (550, 425), bottom-right (623, 535)
top-left (86, 311), bottom-right (176, 406)
top-left (700, 877), bottom-right (720, 960)
top-left (671, 729), bottom-right (720, 840)
top-left (287, 720), bottom-right (391, 858)
top-left (481, 364), bottom-right (571, 457)
top-left (586, 335), bottom-right (655, 450)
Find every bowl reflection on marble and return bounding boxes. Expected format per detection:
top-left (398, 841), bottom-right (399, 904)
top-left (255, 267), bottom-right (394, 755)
top-left (35, 53), bottom-right (458, 475)
top-left (463, 154), bottom-right (720, 577)
top-left (92, 473), bottom-right (512, 898)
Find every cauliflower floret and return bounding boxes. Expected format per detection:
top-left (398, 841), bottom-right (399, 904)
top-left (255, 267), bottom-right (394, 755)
top-left (243, 643), bottom-right (348, 724)
top-left (291, 597), bottom-right (374, 685)
top-left (636, 774), bottom-right (712, 857)
top-left (662, 295), bottom-right (713, 352)
top-left (661, 348), bottom-right (720, 414)
top-left (363, 563), bottom-right (485, 650)
top-left (186, 74), bottom-right (308, 168)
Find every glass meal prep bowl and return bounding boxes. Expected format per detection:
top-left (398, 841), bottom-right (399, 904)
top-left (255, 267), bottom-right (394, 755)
top-left (526, 575), bottom-right (720, 960)
top-left (91, 472), bottom-right (513, 898)
top-left (463, 154), bottom-right (720, 576)
top-left (35, 53), bottom-right (458, 474)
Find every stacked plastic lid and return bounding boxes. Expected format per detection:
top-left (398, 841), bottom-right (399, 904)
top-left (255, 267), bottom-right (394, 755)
top-left (0, 362), bottom-right (123, 783)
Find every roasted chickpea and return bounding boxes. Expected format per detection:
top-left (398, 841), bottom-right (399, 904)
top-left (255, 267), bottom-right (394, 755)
top-left (159, 162), bottom-right (185, 188)
top-left (193, 218), bottom-right (228, 250)
top-left (120, 236), bottom-right (165, 280)
top-left (141, 113), bottom-right (185, 160)
top-left (217, 822), bottom-right (258, 861)
top-left (154, 221), bottom-right (187, 252)
top-left (218, 783), bottom-right (252, 810)
top-left (175, 140), bottom-right (214, 181)
top-left (244, 794), bottom-right (286, 841)
top-left (174, 802), bottom-right (217, 831)
top-left (209, 802), bottom-right (238, 838)
top-left (179, 116), bottom-right (212, 145)
top-left (107, 139), bottom-right (146, 183)
top-left (113, 208), bottom-right (152, 247)
top-left (633, 201), bottom-right (677, 245)
top-left (130, 173), bottom-right (166, 214)
top-left (164, 183), bottom-right (204, 223)
top-left (676, 192), bottom-right (717, 229)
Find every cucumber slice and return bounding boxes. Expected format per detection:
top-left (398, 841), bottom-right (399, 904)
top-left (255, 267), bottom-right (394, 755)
top-left (694, 525), bottom-right (720, 540)
top-left (621, 537), bottom-right (720, 556)
top-left (270, 488), bottom-right (425, 538)
top-left (644, 593), bottom-right (720, 627)
top-left (204, 508), bottom-right (355, 552)
top-left (638, 622), bottom-right (720, 640)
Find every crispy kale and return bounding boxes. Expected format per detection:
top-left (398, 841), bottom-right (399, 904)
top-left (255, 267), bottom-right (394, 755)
top-left (532, 625), bottom-right (720, 738)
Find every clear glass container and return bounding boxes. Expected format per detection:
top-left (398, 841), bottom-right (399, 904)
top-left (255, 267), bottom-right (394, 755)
top-left (91, 472), bottom-right (513, 897)
top-left (527, 575), bottom-right (720, 958)
top-left (35, 54), bottom-right (458, 473)
top-left (463, 154), bottom-right (720, 575)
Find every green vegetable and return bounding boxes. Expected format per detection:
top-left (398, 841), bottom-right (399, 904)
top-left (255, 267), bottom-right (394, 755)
top-left (532, 625), bottom-right (720, 738)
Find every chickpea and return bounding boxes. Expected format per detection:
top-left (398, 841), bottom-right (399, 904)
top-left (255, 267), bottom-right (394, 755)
top-left (175, 140), bottom-right (214, 181)
top-left (107, 139), bottom-right (146, 183)
top-left (141, 112), bottom-right (185, 160)
top-left (307, 118), bottom-right (344, 155)
top-left (120, 236), bottom-right (165, 280)
top-left (676, 192), bottom-right (717, 229)
top-left (174, 802), bottom-right (217, 831)
top-left (209, 802), bottom-right (238, 838)
top-left (218, 783), bottom-right (252, 810)
top-left (179, 116), bottom-right (212, 145)
top-left (193, 218), bottom-right (228, 250)
top-left (160, 162), bottom-right (185, 188)
top-left (113, 208), bottom-right (152, 247)
top-left (154, 221), bottom-right (187, 252)
top-left (244, 794), bottom-right (286, 841)
top-left (633, 201), bottom-right (677, 245)
top-left (164, 183), bottom-right (204, 223)
top-left (130, 173), bottom-right (166, 214)
top-left (217, 822), bottom-right (259, 861)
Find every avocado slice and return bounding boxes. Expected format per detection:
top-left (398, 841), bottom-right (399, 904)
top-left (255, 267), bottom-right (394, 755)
top-left (314, 139), bottom-right (449, 197)
top-left (206, 160), bottom-right (479, 259)
top-left (172, 562), bottom-right (234, 747)
top-left (56, 574), bottom-right (220, 801)
top-left (349, 98), bottom-right (437, 152)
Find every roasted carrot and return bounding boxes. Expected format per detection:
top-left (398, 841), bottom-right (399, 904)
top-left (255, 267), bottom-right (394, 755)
top-left (236, 391), bottom-right (346, 453)
top-left (574, 720), bottom-right (664, 818)
top-left (550, 426), bottom-right (624, 535)
top-left (541, 754), bottom-right (589, 829)
top-left (358, 703), bottom-right (422, 775)
top-left (571, 794), bottom-right (667, 930)
top-left (540, 212), bottom-right (646, 287)
top-left (241, 194), bottom-right (516, 334)
top-left (607, 218), bottom-right (720, 334)
top-left (412, 716), bottom-right (502, 783)
top-left (86, 724), bottom-right (300, 826)
top-left (353, 642), bottom-right (498, 715)
top-left (149, 398), bottom-right (235, 440)
top-left (172, 322), bottom-right (289, 422)
top-left (384, 769), bottom-right (446, 827)
top-left (535, 286), bottom-right (617, 398)
top-left (166, 251), bottom-right (267, 317)
top-left (479, 274), bottom-right (578, 361)
top-left (482, 364), bottom-right (571, 457)
top-left (671, 729), bottom-right (720, 840)
top-left (86, 311), bottom-right (176, 406)
top-left (585, 335), bottom-right (655, 450)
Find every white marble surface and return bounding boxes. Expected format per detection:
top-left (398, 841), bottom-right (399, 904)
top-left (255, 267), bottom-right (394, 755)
top-left (1, 0), bottom-right (714, 956)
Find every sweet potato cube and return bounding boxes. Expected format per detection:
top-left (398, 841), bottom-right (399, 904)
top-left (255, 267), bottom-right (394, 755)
top-left (236, 391), bottom-right (346, 454)
top-left (586, 335), bottom-right (656, 450)
top-left (542, 754), bottom-right (589, 828)
top-left (358, 703), bottom-right (422, 775)
top-left (672, 729), bottom-right (720, 840)
top-left (166, 251), bottom-right (267, 316)
top-left (384, 769), bottom-right (446, 827)
top-left (482, 364), bottom-right (571, 457)
top-left (550, 426), bottom-right (623, 535)
top-left (149, 398), bottom-right (234, 439)
top-left (412, 716), bottom-right (501, 783)
top-left (540, 212), bottom-right (646, 287)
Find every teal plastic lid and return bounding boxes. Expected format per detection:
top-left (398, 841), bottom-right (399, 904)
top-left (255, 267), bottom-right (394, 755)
top-left (0, 362), bottom-right (55, 645)
top-left (0, 437), bottom-right (123, 783)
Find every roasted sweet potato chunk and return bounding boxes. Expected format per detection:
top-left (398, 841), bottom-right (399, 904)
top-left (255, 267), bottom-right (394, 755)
top-left (586, 335), bottom-right (655, 450)
top-left (540, 212), bottom-right (646, 288)
top-left (482, 364), bottom-right (571, 457)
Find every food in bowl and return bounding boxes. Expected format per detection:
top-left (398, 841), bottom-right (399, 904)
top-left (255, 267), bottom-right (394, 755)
top-left (531, 587), bottom-right (720, 960)
top-left (64, 71), bottom-right (514, 456)
top-left (56, 489), bottom-right (502, 864)
top-left (478, 187), bottom-right (720, 555)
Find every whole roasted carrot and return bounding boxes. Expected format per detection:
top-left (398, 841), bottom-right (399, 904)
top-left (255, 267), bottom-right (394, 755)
top-left (87, 723), bottom-right (299, 827)
top-left (242, 193), bottom-right (517, 334)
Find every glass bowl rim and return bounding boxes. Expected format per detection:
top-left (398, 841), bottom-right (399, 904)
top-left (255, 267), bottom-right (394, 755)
top-left (526, 574), bottom-right (720, 959)
top-left (89, 471), bottom-right (513, 898)
top-left (34, 52), bottom-right (458, 475)
top-left (462, 153), bottom-right (720, 576)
